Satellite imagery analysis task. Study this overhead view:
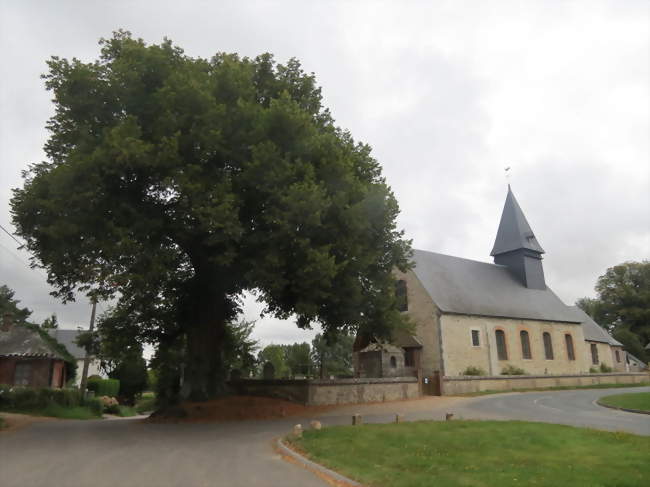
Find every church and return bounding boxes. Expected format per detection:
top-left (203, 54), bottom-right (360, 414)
top-left (355, 187), bottom-right (628, 379)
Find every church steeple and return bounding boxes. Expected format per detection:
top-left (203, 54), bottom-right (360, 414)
top-left (491, 186), bottom-right (546, 289)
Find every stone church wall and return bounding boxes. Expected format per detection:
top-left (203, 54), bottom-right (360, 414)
top-left (440, 314), bottom-right (590, 376)
top-left (394, 269), bottom-right (442, 376)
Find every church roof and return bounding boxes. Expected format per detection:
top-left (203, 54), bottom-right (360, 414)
top-left (491, 186), bottom-right (545, 256)
top-left (411, 249), bottom-right (580, 323)
top-left (568, 306), bottom-right (623, 346)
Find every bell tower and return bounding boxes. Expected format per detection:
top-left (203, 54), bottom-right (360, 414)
top-left (490, 186), bottom-right (546, 289)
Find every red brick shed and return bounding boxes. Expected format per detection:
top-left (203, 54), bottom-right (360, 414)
top-left (0, 314), bottom-right (66, 388)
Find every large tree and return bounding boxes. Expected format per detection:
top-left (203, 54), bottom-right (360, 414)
top-left (11, 32), bottom-right (411, 400)
top-left (577, 260), bottom-right (650, 361)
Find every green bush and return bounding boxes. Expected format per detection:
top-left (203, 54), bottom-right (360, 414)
top-left (0, 384), bottom-right (102, 416)
top-left (501, 365), bottom-right (527, 375)
top-left (462, 366), bottom-right (487, 376)
top-left (599, 363), bottom-right (613, 373)
top-left (87, 378), bottom-right (120, 397)
top-left (589, 367), bottom-right (599, 373)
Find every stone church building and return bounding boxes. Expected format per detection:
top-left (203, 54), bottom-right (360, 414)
top-left (356, 187), bottom-right (627, 378)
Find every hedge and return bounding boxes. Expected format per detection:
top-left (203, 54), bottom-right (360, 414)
top-left (87, 378), bottom-right (120, 397)
top-left (0, 385), bottom-right (103, 416)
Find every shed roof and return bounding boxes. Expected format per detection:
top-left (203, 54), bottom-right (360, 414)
top-left (568, 306), bottom-right (623, 346)
top-left (48, 329), bottom-right (87, 359)
top-left (0, 324), bottom-right (64, 359)
top-left (411, 249), bottom-right (580, 323)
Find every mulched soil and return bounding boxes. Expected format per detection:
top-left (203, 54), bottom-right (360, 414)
top-left (147, 395), bottom-right (336, 423)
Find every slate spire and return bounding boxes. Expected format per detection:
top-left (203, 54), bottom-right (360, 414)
top-left (491, 186), bottom-right (546, 289)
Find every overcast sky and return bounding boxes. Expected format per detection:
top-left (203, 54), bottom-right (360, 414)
top-left (0, 0), bottom-right (648, 349)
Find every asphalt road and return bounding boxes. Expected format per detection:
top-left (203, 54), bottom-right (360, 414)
top-left (1, 387), bottom-right (648, 487)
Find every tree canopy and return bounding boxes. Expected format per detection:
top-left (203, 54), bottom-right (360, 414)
top-left (11, 31), bottom-right (411, 400)
top-left (577, 260), bottom-right (649, 361)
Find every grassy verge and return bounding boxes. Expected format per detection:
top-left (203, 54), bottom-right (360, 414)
top-left (116, 406), bottom-right (138, 417)
top-left (599, 392), bottom-right (650, 412)
top-left (0, 404), bottom-right (101, 420)
top-left (0, 416), bottom-right (5, 430)
top-left (135, 392), bottom-right (156, 414)
top-left (455, 381), bottom-right (650, 397)
top-left (289, 421), bottom-right (649, 487)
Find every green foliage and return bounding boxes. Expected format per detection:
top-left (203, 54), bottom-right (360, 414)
top-left (0, 385), bottom-right (102, 417)
top-left (87, 378), bottom-right (120, 397)
top-left (146, 370), bottom-right (158, 391)
top-left (589, 367), bottom-right (599, 373)
top-left (258, 344), bottom-right (291, 378)
top-left (40, 313), bottom-right (59, 330)
top-left (290, 421), bottom-right (650, 487)
top-left (461, 366), bottom-right (487, 376)
top-left (10, 31), bottom-right (411, 400)
top-left (223, 320), bottom-right (260, 377)
top-left (284, 342), bottom-right (312, 376)
top-left (0, 284), bottom-right (32, 324)
top-left (135, 392), bottom-right (156, 414)
top-left (500, 365), bottom-right (527, 375)
top-left (311, 332), bottom-right (354, 378)
top-left (577, 260), bottom-right (650, 361)
top-left (0, 416), bottom-right (5, 429)
top-left (109, 346), bottom-right (148, 404)
top-left (599, 363), bottom-right (613, 373)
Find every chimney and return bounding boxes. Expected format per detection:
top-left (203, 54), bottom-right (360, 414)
top-left (1, 312), bottom-right (13, 332)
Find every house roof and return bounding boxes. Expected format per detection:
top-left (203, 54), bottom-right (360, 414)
top-left (392, 329), bottom-right (423, 348)
top-left (626, 352), bottom-right (648, 369)
top-left (47, 329), bottom-right (88, 359)
top-left (0, 324), bottom-right (65, 359)
top-left (491, 186), bottom-right (545, 256)
top-left (568, 306), bottom-right (623, 346)
top-left (411, 249), bottom-right (580, 323)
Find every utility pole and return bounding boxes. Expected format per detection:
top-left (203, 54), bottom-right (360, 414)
top-left (79, 297), bottom-right (97, 395)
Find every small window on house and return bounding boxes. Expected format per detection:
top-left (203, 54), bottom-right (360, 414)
top-left (390, 356), bottom-right (397, 368)
top-left (615, 350), bottom-right (621, 363)
top-left (471, 330), bottom-right (480, 347)
top-left (543, 332), bottom-right (554, 360)
top-left (495, 330), bottom-right (508, 360)
top-left (590, 343), bottom-right (599, 365)
top-left (395, 280), bottom-right (408, 312)
top-left (520, 331), bottom-right (532, 359)
top-left (14, 362), bottom-right (31, 386)
top-left (565, 334), bottom-right (575, 361)
top-left (404, 348), bottom-right (415, 367)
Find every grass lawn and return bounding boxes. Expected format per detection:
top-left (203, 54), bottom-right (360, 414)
top-left (1, 404), bottom-right (102, 420)
top-left (456, 381), bottom-right (650, 397)
top-left (289, 421), bottom-right (650, 487)
top-left (135, 392), bottom-right (156, 414)
top-left (0, 416), bottom-right (5, 429)
top-left (599, 392), bottom-right (650, 412)
top-left (116, 405), bottom-right (138, 417)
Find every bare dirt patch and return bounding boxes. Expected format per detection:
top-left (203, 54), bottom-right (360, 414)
top-left (147, 395), bottom-right (336, 423)
top-left (0, 412), bottom-right (57, 433)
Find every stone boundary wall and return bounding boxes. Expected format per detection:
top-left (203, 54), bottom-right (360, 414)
top-left (228, 377), bottom-right (419, 406)
top-left (442, 372), bottom-right (649, 395)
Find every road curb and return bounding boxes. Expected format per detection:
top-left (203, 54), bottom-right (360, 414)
top-left (596, 400), bottom-right (650, 415)
top-left (276, 437), bottom-right (364, 487)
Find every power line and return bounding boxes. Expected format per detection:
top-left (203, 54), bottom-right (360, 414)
top-left (0, 223), bottom-right (25, 247)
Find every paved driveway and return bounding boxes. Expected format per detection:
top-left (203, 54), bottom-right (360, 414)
top-left (1, 387), bottom-right (648, 487)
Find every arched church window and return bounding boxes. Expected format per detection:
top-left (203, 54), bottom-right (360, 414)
top-left (520, 331), bottom-right (532, 359)
top-left (543, 332), bottom-right (554, 360)
top-left (590, 343), bottom-right (599, 365)
top-left (565, 334), bottom-right (575, 361)
top-left (495, 330), bottom-right (508, 360)
top-left (395, 280), bottom-right (408, 312)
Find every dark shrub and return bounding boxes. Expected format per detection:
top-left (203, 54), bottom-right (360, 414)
top-left (87, 378), bottom-right (120, 397)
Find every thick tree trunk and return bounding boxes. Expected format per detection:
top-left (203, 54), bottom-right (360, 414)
top-left (183, 274), bottom-right (229, 402)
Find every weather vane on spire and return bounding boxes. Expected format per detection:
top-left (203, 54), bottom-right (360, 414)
top-left (504, 166), bottom-right (511, 186)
